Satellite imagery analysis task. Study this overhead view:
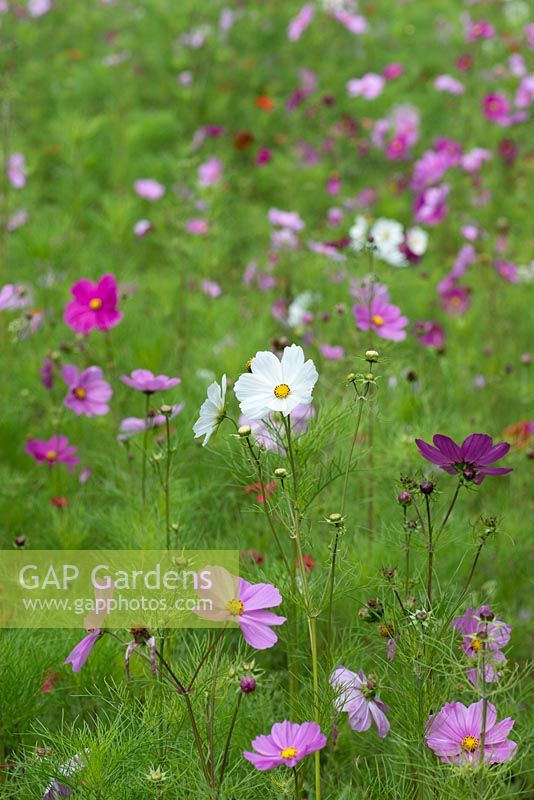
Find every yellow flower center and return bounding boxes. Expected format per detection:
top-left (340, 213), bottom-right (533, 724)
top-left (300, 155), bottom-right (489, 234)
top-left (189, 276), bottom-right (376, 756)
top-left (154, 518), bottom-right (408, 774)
top-left (461, 736), bottom-right (479, 753)
top-left (245, 357), bottom-right (253, 372)
top-left (280, 746), bottom-right (298, 759)
top-left (371, 314), bottom-right (384, 326)
top-left (74, 387), bottom-right (87, 399)
top-left (471, 638), bottom-right (483, 652)
top-left (274, 383), bottom-right (291, 399)
top-left (226, 598), bottom-right (244, 616)
top-left (89, 298), bottom-right (102, 310)
top-left (45, 449), bottom-right (58, 461)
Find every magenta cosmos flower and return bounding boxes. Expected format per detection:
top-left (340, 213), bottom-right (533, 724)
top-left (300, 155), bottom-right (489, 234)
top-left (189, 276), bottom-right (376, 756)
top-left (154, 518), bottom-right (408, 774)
top-left (415, 433), bottom-right (512, 483)
top-left (120, 369), bottom-right (181, 394)
top-left (330, 666), bottom-right (390, 738)
top-left (426, 700), bottom-right (516, 765)
top-left (62, 365), bottom-right (112, 416)
top-left (64, 629), bottom-right (102, 672)
top-left (353, 297), bottom-right (408, 341)
top-left (243, 721), bottom-right (326, 770)
top-left (196, 566), bottom-right (286, 649)
top-left (25, 435), bottom-right (80, 473)
top-left (64, 274), bottom-right (122, 334)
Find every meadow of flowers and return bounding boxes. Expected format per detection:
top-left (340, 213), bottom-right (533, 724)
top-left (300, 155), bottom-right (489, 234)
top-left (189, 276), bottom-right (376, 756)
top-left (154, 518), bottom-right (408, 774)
top-left (0, 1), bottom-right (533, 798)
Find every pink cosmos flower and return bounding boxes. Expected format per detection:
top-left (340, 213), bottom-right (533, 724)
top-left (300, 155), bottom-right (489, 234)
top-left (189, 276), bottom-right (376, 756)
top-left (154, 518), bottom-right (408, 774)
top-left (483, 93), bottom-right (510, 125)
top-left (466, 19), bottom-right (495, 42)
top-left (452, 606), bottom-right (511, 656)
top-left (134, 219), bottom-right (153, 237)
top-left (64, 274), bottom-right (122, 334)
top-left (268, 208), bottom-right (304, 231)
top-left (41, 355), bottom-right (54, 389)
top-left (330, 666), bottom-right (390, 738)
top-left (62, 365), bottom-right (112, 417)
top-left (413, 321), bottom-right (445, 349)
top-left (201, 278), bottom-right (222, 297)
top-left (64, 630), bottom-right (102, 672)
top-left (439, 285), bottom-right (471, 315)
top-left (426, 700), bottom-right (516, 765)
top-left (413, 184), bottom-right (449, 225)
top-left (25, 435), bottom-right (80, 472)
top-left (494, 260), bottom-right (518, 283)
top-left (383, 63), bottom-right (404, 80)
top-left (196, 566), bottom-right (286, 650)
top-left (240, 403), bottom-right (315, 455)
top-left (7, 153), bottom-right (27, 188)
top-left (117, 404), bottom-right (185, 441)
top-left (353, 297), bottom-right (408, 341)
top-left (6, 209), bottom-right (28, 230)
top-left (28, 0), bottom-right (52, 17)
top-left (0, 283), bottom-right (33, 310)
top-left (415, 433), bottom-right (512, 483)
top-left (133, 178), bottom-right (165, 201)
top-left (411, 150), bottom-right (450, 191)
top-left (256, 147), bottom-right (272, 165)
top-left (515, 75), bottom-right (534, 108)
top-left (347, 73), bottom-right (385, 100)
top-left (120, 369), bottom-right (180, 394)
top-left (287, 3), bottom-right (314, 42)
top-left (244, 721), bottom-right (326, 771)
top-left (198, 156), bottom-right (223, 187)
top-left (434, 75), bottom-right (464, 95)
top-left (320, 343), bottom-right (345, 361)
top-left (460, 148), bottom-right (492, 173)
top-left (185, 218), bottom-right (209, 235)
top-left (332, 10), bottom-right (367, 35)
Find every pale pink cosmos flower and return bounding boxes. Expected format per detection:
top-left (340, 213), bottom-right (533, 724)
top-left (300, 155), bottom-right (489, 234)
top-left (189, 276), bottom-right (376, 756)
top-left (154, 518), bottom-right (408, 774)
top-left (0, 283), bottom-right (33, 310)
top-left (333, 10), bottom-right (367, 35)
top-left (413, 184), bottom-right (449, 226)
top-left (244, 721), bottom-right (326, 771)
top-left (515, 75), bottom-right (534, 109)
top-left (7, 209), bottom-right (28, 230)
top-left (347, 73), bottom-right (385, 100)
top-left (201, 278), bottom-right (222, 297)
top-left (434, 75), bottom-right (464, 95)
top-left (62, 365), bottom-right (112, 417)
top-left (28, 0), bottom-right (52, 16)
top-left (320, 343), bottom-right (345, 360)
top-left (133, 178), bottom-right (165, 201)
top-left (117, 404), bottom-right (185, 441)
top-left (330, 666), bottom-right (390, 738)
top-left (268, 208), bottom-right (304, 231)
top-left (7, 153), bottom-right (27, 188)
top-left (196, 566), bottom-right (286, 650)
top-left (198, 156), bottom-right (223, 187)
top-left (120, 369), bottom-right (180, 394)
top-left (426, 700), bottom-right (516, 765)
top-left (460, 148), bottom-right (492, 173)
top-left (134, 219), bottom-right (153, 237)
top-left (287, 3), bottom-right (314, 41)
top-left (185, 218), bottom-right (209, 235)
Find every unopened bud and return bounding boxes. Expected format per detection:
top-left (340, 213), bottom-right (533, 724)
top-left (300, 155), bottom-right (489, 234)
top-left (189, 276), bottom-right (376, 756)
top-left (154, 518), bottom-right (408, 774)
top-left (274, 467), bottom-right (287, 479)
top-left (479, 605), bottom-right (495, 622)
top-left (398, 491), bottom-right (412, 506)
top-left (159, 404), bottom-right (173, 416)
top-left (382, 566), bottom-right (397, 582)
top-left (238, 425), bottom-right (251, 438)
top-left (364, 373), bottom-right (374, 382)
top-left (365, 350), bottom-right (379, 362)
top-left (328, 512), bottom-right (343, 525)
top-left (240, 675), bottom-right (257, 693)
top-left (346, 372), bottom-right (357, 383)
top-left (419, 480), bottom-right (434, 495)
top-left (415, 610), bottom-right (428, 621)
top-left (14, 535), bottom-right (26, 548)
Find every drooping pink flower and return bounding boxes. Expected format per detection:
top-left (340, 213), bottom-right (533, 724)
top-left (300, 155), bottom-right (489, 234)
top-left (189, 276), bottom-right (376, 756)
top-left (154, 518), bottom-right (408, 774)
top-left (64, 630), bottom-right (102, 672)
top-left (415, 433), bottom-right (512, 483)
top-left (25, 435), bottom-right (80, 472)
top-left (120, 369), bottom-right (181, 394)
top-left (244, 481), bottom-right (277, 504)
top-left (287, 3), bottom-right (314, 42)
top-left (413, 321), bottom-right (445, 349)
top-left (332, 10), bottom-right (367, 35)
top-left (347, 73), bottom-right (385, 100)
top-left (240, 404), bottom-right (315, 455)
top-left (196, 566), bottom-right (286, 650)
top-left (330, 666), bottom-right (390, 738)
top-left (64, 274), bottom-right (122, 334)
top-left (426, 700), bottom-right (516, 765)
top-left (133, 178), bottom-right (165, 201)
top-left (515, 75), bottom-right (534, 108)
top-left (6, 209), bottom-right (28, 230)
top-left (62, 365), bottom-right (112, 417)
top-left (117, 404), bottom-right (185, 441)
top-left (7, 153), bottom-right (27, 188)
top-left (198, 156), bottom-right (223, 187)
top-left (353, 297), bottom-right (408, 341)
top-left (244, 721), bottom-right (326, 771)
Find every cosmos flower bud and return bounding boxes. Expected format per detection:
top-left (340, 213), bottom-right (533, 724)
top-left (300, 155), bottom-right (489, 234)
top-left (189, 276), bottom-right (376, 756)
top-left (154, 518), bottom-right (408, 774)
top-left (364, 373), bottom-right (375, 382)
top-left (14, 535), bottom-right (26, 548)
top-left (479, 605), bottom-right (495, 622)
top-left (346, 372), bottom-right (357, 383)
top-left (174, 555), bottom-right (189, 568)
top-left (159, 404), bottom-right (173, 416)
top-left (398, 491), bottom-right (412, 506)
top-left (419, 480), bottom-right (434, 495)
top-left (328, 512), bottom-right (343, 525)
top-left (274, 467), bottom-right (287, 479)
top-left (240, 675), bottom-right (257, 693)
top-left (238, 425), bottom-right (252, 437)
top-left (382, 567), bottom-right (397, 582)
top-left (415, 609), bottom-right (428, 621)
top-left (365, 350), bottom-right (379, 362)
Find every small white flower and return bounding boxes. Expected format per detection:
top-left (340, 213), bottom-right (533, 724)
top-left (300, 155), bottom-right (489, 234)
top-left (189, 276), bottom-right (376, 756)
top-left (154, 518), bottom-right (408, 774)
top-left (382, 246), bottom-right (407, 268)
top-left (288, 291), bottom-right (315, 328)
top-left (406, 227), bottom-right (428, 256)
top-left (349, 215), bottom-right (369, 251)
top-left (234, 345), bottom-right (318, 420)
top-left (193, 375), bottom-right (227, 446)
top-left (371, 218), bottom-right (404, 258)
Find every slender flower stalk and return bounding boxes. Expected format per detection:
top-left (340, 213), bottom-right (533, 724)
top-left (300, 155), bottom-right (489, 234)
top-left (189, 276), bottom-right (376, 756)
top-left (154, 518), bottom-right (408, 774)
top-left (219, 692), bottom-right (243, 784)
top-left (209, 632), bottom-right (224, 788)
top-left (141, 394), bottom-right (150, 504)
top-left (425, 495), bottom-right (434, 608)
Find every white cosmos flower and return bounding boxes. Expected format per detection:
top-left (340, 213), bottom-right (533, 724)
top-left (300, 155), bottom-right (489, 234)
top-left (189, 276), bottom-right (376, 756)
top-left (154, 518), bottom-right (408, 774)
top-left (406, 226), bottom-right (428, 256)
top-left (234, 345), bottom-right (318, 420)
top-left (193, 375), bottom-right (227, 446)
top-left (371, 218), bottom-right (404, 258)
top-left (288, 291), bottom-right (315, 328)
top-left (349, 215), bottom-right (369, 251)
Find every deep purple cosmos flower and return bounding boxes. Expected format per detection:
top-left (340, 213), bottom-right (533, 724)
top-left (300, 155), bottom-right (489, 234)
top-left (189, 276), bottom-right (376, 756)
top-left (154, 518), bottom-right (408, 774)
top-left (25, 435), bottom-right (80, 473)
top-left (64, 629), bottom-right (102, 672)
top-left (243, 721), bottom-right (326, 770)
top-left (196, 566), bottom-right (286, 650)
top-left (62, 366), bottom-right (112, 416)
top-left (415, 433), bottom-right (512, 483)
top-left (426, 700), bottom-right (516, 765)
top-left (353, 297), bottom-right (408, 341)
top-left (64, 274), bottom-right (122, 334)
top-left (120, 369), bottom-right (181, 394)
top-left (330, 666), bottom-right (390, 738)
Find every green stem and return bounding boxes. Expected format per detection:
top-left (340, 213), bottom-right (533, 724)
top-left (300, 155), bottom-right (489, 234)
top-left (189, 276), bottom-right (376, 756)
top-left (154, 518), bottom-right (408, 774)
top-left (209, 632), bottom-right (224, 788)
top-left (309, 615), bottom-right (321, 800)
top-left (141, 393), bottom-right (150, 505)
top-left (339, 387), bottom-right (369, 517)
top-left (425, 496), bottom-right (434, 609)
top-left (325, 524), bottom-right (342, 653)
top-left (403, 507), bottom-right (411, 597)
top-left (218, 692), bottom-right (242, 784)
top-left (164, 416), bottom-right (172, 550)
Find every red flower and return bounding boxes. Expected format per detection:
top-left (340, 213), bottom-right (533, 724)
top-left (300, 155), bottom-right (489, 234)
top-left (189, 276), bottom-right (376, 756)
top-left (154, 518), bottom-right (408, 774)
top-left (244, 482), bottom-right (277, 503)
top-left (51, 496), bottom-right (69, 508)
